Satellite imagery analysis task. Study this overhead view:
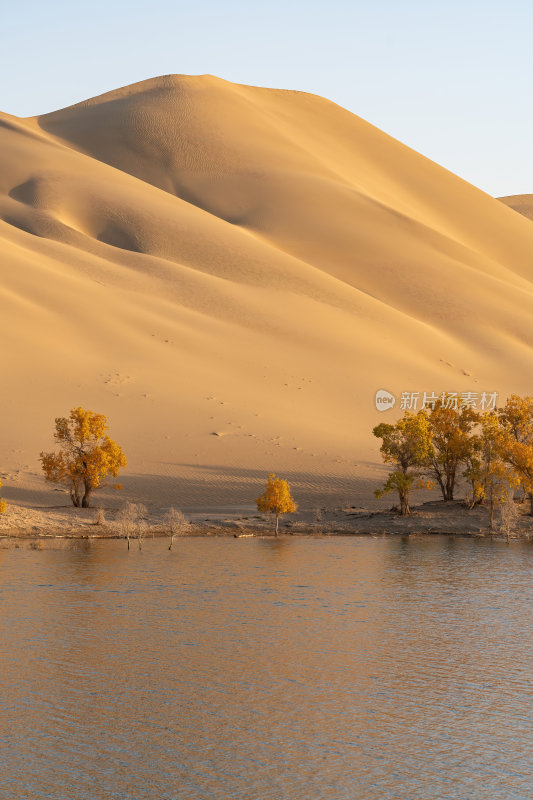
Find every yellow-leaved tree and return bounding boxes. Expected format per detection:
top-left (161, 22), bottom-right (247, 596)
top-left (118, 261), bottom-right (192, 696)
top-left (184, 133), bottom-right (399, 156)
top-left (0, 479), bottom-right (6, 514)
top-left (373, 411), bottom-right (434, 515)
top-left (426, 401), bottom-right (479, 501)
top-left (464, 412), bottom-right (519, 530)
top-left (498, 394), bottom-right (533, 516)
top-left (40, 407), bottom-right (127, 508)
top-left (256, 473), bottom-right (297, 535)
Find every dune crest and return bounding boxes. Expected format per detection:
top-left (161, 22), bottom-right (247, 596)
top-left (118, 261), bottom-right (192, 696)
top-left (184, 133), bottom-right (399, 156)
top-left (498, 194), bottom-right (533, 222)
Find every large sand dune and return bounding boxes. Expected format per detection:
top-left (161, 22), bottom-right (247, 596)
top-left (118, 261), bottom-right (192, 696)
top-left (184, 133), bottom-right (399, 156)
top-left (1, 74), bottom-right (533, 511)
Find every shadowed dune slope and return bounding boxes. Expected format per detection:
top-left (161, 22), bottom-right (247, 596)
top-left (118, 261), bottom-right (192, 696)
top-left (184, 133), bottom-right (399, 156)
top-left (1, 74), bottom-right (533, 508)
top-left (499, 194), bottom-right (533, 222)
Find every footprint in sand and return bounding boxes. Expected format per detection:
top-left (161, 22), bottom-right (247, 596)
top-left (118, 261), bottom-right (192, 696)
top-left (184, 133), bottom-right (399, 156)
top-left (103, 371), bottom-right (132, 387)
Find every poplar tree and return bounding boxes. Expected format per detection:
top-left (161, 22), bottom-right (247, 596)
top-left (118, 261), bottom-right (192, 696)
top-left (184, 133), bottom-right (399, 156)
top-left (256, 473), bottom-right (297, 535)
top-left (373, 411), bottom-right (434, 515)
top-left (40, 407), bottom-right (126, 508)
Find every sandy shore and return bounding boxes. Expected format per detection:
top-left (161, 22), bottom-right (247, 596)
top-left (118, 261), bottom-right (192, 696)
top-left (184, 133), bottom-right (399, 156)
top-left (1, 499), bottom-right (532, 541)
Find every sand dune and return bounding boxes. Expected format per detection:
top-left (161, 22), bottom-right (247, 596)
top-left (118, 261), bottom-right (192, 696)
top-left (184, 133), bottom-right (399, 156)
top-left (499, 194), bottom-right (533, 222)
top-left (1, 74), bottom-right (533, 511)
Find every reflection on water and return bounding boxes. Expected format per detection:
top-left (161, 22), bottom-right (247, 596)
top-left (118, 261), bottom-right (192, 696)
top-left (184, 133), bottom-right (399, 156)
top-left (0, 536), bottom-right (531, 799)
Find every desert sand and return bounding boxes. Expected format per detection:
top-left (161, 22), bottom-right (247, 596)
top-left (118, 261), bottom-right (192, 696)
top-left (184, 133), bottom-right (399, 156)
top-left (2, 74), bottom-right (533, 520)
top-left (499, 194), bottom-right (533, 222)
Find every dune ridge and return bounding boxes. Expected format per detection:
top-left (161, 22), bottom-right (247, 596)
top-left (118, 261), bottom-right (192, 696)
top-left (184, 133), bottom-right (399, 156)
top-left (499, 194), bottom-right (533, 222)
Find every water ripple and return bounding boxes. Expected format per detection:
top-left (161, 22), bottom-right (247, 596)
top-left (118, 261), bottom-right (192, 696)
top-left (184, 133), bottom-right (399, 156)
top-left (0, 536), bottom-right (531, 799)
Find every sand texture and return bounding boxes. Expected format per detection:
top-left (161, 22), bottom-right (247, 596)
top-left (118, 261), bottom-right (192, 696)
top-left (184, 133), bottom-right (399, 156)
top-left (499, 194), bottom-right (533, 222)
top-left (2, 74), bottom-right (533, 513)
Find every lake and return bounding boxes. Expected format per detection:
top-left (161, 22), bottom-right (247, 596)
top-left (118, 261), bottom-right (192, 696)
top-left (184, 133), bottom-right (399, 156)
top-left (0, 535), bottom-right (531, 799)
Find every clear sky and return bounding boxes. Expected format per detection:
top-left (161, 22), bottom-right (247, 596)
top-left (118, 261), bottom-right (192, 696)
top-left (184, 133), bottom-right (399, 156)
top-left (1, 0), bottom-right (531, 196)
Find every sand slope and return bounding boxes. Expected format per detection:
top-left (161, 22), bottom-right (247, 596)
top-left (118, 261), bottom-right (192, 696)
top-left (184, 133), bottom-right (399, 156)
top-left (499, 194), bottom-right (533, 222)
top-left (1, 74), bottom-right (533, 510)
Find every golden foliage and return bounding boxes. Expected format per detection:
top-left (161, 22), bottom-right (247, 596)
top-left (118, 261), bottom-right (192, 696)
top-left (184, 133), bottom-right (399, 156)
top-left (39, 407), bottom-right (127, 508)
top-left (256, 472), bottom-right (297, 534)
top-left (464, 412), bottom-right (519, 528)
top-left (373, 412), bottom-right (434, 515)
top-left (374, 469), bottom-right (414, 504)
top-left (498, 395), bottom-right (533, 514)
top-left (426, 402), bottom-right (479, 501)
top-left (373, 411), bottom-right (433, 471)
top-left (0, 478), bottom-right (5, 514)
top-left (499, 394), bottom-right (533, 445)
top-left (375, 397), bottom-right (533, 528)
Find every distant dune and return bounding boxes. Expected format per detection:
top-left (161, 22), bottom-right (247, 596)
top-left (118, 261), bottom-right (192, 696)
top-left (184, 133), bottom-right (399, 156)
top-left (498, 194), bottom-right (533, 222)
top-left (1, 74), bottom-right (533, 510)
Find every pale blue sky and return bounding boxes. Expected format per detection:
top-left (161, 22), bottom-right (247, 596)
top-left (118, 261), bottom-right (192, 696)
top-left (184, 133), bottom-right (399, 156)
top-left (2, 0), bottom-right (531, 196)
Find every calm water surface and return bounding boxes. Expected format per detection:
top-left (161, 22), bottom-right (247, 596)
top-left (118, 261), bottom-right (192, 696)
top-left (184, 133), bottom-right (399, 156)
top-left (0, 535), bottom-right (531, 799)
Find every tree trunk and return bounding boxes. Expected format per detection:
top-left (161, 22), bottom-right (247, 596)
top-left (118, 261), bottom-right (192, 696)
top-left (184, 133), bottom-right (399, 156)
top-left (445, 481), bottom-right (454, 502)
top-left (529, 492), bottom-right (533, 517)
top-left (434, 468), bottom-right (446, 502)
top-left (82, 484), bottom-right (92, 508)
top-left (399, 488), bottom-right (410, 516)
top-left (169, 533), bottom-right (174, 551)
top-left (275, 513), bottom-right (279, 536)
top-left (446, 463), bottom-right (457, 502)
top-left (489, 487), bottom-right (495, 530)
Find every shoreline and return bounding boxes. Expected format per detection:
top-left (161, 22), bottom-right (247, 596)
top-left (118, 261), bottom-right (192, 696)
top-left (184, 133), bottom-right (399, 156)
top-left (1, 499), bottom-right (532, 541)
